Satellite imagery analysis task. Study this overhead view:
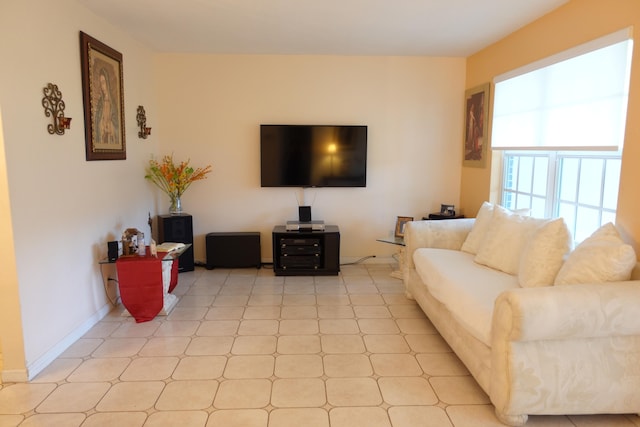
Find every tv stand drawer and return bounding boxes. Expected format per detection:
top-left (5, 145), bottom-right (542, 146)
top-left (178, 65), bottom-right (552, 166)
top-left (280, 238), bottom-right (320, 247)
top-left (281, 245), bottom-right (321, 256)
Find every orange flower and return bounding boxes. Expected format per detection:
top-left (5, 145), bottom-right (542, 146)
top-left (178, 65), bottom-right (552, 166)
top-left (145, 154), bottom-right (212, 199)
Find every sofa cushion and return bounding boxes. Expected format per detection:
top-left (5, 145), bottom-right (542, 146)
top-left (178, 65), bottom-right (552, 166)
top-left (554, 223), bottom-right (637, 285)
top-left (413, 248), bottom-right (519, 345)
top-left (518, 217), bottom-right (572, 287)
top-left (460, 201), bottom-right (494, 255)
top-left (474, 205), bottom-right (548, 275)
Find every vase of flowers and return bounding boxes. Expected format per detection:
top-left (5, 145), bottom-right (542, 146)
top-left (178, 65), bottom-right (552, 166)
top-left (145, 154), bottom-right (212, 215)
top-left (169, 193), bottom-right (182, 215)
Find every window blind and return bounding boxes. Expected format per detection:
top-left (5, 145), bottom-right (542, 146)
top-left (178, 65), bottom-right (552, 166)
top-left (492, 28), bottom-right (633, 151)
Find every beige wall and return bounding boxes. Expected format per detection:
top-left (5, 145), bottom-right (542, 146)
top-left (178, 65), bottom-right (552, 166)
top-left (0, 0), bottom-right (159, 379)
top-left (461, 0), bottom-right (640, 255)
top-left (154, 54), bottom-right (466, 261)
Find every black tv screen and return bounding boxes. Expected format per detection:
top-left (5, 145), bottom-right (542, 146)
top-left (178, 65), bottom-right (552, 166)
top-left (260, 124), bottom-right (367, 187)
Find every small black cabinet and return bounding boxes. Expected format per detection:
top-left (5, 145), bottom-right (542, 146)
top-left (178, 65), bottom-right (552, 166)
top-left (206, 232), bottom-right (261, 269)
top-left (157, 214), bottom-right (194, 272)
top-left (272, 225), bottom-right (340, 276)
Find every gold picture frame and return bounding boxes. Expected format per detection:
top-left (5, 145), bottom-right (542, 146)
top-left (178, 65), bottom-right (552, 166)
top-left (463, 83), bottom-right (490, 168)
top-left (80, 31), bottom-right (126, 161)
top-left (395, 216), bottom-right (413, 238)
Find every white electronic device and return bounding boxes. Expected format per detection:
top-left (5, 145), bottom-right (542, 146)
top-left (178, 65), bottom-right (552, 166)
top-left (286, 220), bottom-right (325, 231)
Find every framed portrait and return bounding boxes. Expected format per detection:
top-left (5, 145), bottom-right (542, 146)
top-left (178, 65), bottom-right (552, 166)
top-left (80, 31), bottom-right (126, 161)
top-left (463, 83), bottom-right (490, 168)
top-left (395, 216), bottom-right (413, 238)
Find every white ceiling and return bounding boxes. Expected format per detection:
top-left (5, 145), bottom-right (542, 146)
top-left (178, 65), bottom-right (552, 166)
top-left (79, 0), bottom-right (568, 56)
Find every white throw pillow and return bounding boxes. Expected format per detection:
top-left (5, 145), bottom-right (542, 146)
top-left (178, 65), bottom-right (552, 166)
top-left (460, 202), bottom-right (494, 254)
top-left (474, 205), bottom-right (548, 275)
top-left (518, 218), bottom-right (572, 287)
top-left (554, 223), bottom-right (637, 285)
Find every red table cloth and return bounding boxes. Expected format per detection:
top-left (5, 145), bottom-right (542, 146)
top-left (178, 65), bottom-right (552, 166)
top-left (115, 252), bottom-right (179, 323)
top-left (166, 253), bottom-right (179, 293)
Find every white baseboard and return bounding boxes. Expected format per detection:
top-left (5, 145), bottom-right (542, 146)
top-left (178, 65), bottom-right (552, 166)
top-left (22, 303), bottom-right (112, 381)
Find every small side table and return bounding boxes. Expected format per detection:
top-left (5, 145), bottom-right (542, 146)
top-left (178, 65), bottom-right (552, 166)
top-left (376, 236), bottom-right (405, 279)
top-left (99, 244), bottom-right (191, 322)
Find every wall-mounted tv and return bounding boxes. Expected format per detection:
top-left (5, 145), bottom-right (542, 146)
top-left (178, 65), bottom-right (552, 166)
top-left (260, 124), bottom-right (367, 187)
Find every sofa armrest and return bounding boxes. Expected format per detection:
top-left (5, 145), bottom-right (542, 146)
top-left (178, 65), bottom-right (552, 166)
top-left (493, 281), bottom-right (640, 342)
top-left (403, 218), bottom-right (475, 270)
top-left (491, 279), bottom-right (640, 422)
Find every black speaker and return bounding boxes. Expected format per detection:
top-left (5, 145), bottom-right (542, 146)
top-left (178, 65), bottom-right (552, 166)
top-left (107, 241), bottom-right (119, 262)
top-left (157, 214), bottom-right (194, 272)
top-left (299, 206), bottom-right (312, 222)
top-left (206, 232), bottom-right (261, 269)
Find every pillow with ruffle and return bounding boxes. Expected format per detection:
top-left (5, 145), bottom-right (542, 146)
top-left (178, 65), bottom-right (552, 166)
top-left (554, 223), bottom-right (636, 285)
top-left (519, 217), bottom-right (572, 287)
top-left (460, 202), bottom-right (494, 255)
top-left (474, 205), bottom-right (547, 275)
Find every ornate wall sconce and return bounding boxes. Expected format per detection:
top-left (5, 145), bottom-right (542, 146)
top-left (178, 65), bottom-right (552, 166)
top-left (42, 83), bottom-right (71, 135)
top-left (137, 105), bottom-right (151, 139)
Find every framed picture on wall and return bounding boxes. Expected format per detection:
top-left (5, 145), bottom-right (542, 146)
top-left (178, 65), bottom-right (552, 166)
top-left (395, 216), bottom-right (413, 238)
top-left (80, 31), bottom-right (126, 161)
top-left (463, 83), bottom-right (490, 168)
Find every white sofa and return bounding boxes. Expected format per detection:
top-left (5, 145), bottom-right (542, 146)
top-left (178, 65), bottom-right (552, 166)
top-left (402, 203), bottom-right (640, 426)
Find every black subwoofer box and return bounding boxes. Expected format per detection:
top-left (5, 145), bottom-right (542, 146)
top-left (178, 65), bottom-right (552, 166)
top-left (206, 232), bottom-right (261, 269)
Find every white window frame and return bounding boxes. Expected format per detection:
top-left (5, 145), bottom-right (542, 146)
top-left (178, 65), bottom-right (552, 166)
top-left (500, 150), bottom-right (621, 242)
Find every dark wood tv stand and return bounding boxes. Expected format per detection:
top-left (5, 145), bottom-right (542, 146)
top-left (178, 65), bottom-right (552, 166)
top-left (272, 225), bottom-right (340, 276)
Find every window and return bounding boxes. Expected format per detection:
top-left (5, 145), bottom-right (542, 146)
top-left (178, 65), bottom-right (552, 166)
top-left (493, 28), bottom-right (632, 242)
top-left (501, 151), bottom-right (621, 242)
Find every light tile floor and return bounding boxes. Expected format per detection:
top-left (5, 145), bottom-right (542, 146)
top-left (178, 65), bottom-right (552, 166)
top-left (1, 263), bottom-right (639, 427)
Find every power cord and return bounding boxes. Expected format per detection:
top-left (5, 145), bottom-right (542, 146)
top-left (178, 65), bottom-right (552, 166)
top-left (340, 255), bottom-right (376, 266)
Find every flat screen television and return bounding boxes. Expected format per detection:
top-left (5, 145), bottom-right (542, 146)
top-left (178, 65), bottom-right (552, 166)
top-left (260, 124), bottom-right (367, 187)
